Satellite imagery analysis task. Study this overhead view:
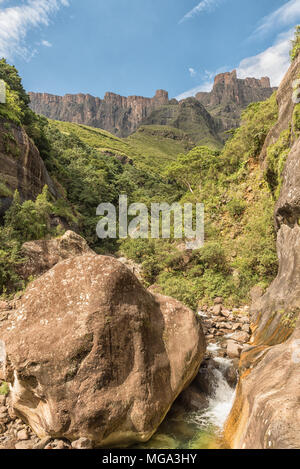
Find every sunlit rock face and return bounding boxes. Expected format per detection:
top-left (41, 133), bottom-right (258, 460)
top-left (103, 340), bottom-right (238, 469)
top-left (0, 254), bottom-right (205, 447)
top-left (225, 55), bottom-right (300, 450)
top-left (28, 90), bottom-right (169, 138)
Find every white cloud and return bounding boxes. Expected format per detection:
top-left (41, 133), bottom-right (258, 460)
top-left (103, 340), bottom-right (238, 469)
top-left (237, 29), bottom-right (294, 86)
top-left (189, 67), bottom-right (197, 77)
top-left (175, 81), bottom-right (213, 101)
top-left (179, 0), bottom-right (224, 24)
top-left (254, 0), bottom-right (300, 36)
top-left (175, 68), bottom-right (227, 100)
top-left (175, 28), bottom-right (294, 100)
top-left (0, 0), bottom-right (69, 60)
top-left (41, 40), bottom-right (52, 47)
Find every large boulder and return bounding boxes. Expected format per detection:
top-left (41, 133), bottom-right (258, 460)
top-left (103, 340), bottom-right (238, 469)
top-left (18, 230), bottom-right (95, 279)
top-left (0, 254), bottom-right (205, 447)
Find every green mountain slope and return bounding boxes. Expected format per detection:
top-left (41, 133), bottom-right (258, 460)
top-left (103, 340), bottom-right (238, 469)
top-left (140, 98), bottom-right (223, 148)
top-left (49, 120), bottom-right (194, 173)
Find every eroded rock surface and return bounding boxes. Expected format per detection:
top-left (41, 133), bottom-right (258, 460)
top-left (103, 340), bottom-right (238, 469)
top-left (19, 230), bottom-right (95, 279)
top-left (0, 254), bottom-right (205, 447)
top-left (225, 56), bottom-right (300, 450)
top-left (29, 90), bottom-right (169, 138)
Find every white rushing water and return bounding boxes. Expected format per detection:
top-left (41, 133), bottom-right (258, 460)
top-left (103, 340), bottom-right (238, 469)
top-left (190, 345), bottom-right (236, 431)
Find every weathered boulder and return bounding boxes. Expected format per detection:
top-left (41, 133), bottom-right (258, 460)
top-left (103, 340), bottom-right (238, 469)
top-left (0, 254), bottom-right (205, 447)
top-left (18, 230), bottom-right (95, 279)
top-left (225, 323), bottom-right (300, 449)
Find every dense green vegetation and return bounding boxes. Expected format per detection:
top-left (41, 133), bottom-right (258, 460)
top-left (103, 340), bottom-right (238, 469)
top-left (0, 49), bottom-right (295, 309)
top-left (120, 94), bottom-right (279, 308)
top-left (290, 25), bottom-right (300, 62)
top-left (142, 98), bottom-right (222, 149)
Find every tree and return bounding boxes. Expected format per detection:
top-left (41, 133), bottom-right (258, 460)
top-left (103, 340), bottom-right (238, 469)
top-left (164, 146), bottom-right (220, 193)
top-left (290, 25), bottom-right (300, 62)
top-left (0, 58), bottom-right (30, 107)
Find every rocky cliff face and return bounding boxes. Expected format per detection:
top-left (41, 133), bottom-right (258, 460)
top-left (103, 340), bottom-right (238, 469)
top-left (225, 54), bottom-right (300, 449)
top-left (0, 118), bottom-right (58, 217)
top-left (29, 89), bottom-right (169, 138)
top-left (196, 70), bottom-right (277, 131)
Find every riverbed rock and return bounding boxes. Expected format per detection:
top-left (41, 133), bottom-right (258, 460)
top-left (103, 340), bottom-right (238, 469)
top-left (226, 340), bottom-right (243, 359)
top-left (0, 254), bottom-right (205, 448)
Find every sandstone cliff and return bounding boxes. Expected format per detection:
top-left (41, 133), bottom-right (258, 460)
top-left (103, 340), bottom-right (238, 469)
top-left (0, 118), bottom-right (58, 217)
top-left (29, 90), bottom-right (169, 138)
top-left (225, 54), bottom-right (300, 449)
top-left (196, 70), bottom-right (276, 132)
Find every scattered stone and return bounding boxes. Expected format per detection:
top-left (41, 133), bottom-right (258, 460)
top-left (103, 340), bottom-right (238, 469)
top-left (71, 437), bottom-right (93, 449)
top-left (242, 324), bottom-right (251, 333)
top-left (0, 301), bottom-right (9, 311)
top-left (227, 340), bottom-right (243, 359)
top-left (15, 441), bottom-right (34, 450)
top-left (231, 331), bottom-right (250, 343)
top-left (214, 297), bottom-right (223, 305)
top-left (17, 429), bottom-right (29, 441)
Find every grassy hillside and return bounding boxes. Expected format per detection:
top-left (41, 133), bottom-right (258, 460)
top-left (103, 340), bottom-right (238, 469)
top-left (50, 120), bottom-right (194, 174)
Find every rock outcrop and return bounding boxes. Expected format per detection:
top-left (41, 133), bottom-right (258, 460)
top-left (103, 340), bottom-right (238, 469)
top-left (18, 230), bottom-right (95, 279)
top-left (196, 70), bottom-right (276, 132)
top-left (0, 255), bottom-right (205, 447)
top-left (225, 56), bottom-right (300, 449)
top-left (29, 90), bottom-right (169, 138)
top-left (0, 118), bottom-right (58, 216)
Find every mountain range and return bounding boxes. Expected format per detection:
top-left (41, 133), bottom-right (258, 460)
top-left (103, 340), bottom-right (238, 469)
top-left (29, 70), bottom-right (276, 146)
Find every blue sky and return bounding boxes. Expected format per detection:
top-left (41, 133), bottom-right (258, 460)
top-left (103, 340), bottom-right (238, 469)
top-left (0, 0), bottom-right (299, 99)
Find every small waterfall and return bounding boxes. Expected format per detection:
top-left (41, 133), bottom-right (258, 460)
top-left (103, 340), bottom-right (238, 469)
top-left (189, 347), bottom-right (236, 431)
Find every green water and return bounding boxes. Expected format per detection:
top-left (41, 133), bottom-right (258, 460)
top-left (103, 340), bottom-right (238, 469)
top-left (133, 408), bottom-right (227, 450)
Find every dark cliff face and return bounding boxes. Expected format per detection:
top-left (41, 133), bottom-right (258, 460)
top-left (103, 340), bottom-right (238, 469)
top-left (28, 89), bottom-right (169, 138)
top-left (196, 70), bottom-right (277, 131)
top-left (0, 118), bottom-right (58, 217)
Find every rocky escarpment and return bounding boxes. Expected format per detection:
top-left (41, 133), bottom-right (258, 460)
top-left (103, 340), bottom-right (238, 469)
top-left (0, 254), bottom-right (205, 448)
top-left (224, 54), bottom-right (300, 449)
top-left (29, 90), bottom-right (169, 138)
top-left (196, 70), bottom-right (276, 132)
top-left (0, 118), bottom-right (58, 217)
